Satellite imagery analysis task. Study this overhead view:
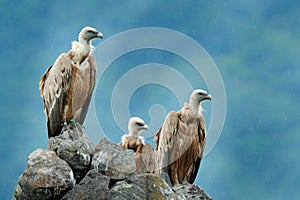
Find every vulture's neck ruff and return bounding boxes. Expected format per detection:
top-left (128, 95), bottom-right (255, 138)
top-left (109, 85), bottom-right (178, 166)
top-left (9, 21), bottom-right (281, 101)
top-left (70, 26), bottom-right (103, 65)
top-left (70, 41), bottom-right (91, 65)
top-left (182, 89), bottom-right (212, 122)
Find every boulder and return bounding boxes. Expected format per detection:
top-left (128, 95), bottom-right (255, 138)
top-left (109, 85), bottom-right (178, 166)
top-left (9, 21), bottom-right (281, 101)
top-left (48, 123), bottom-right (95, 182)
top-left (173, 184), bottom-right (212, 200)
top-left (61, 169), bottom-right (110, 200)
top-left (14, 148), bottom-right (75, 200)
top-left (110, 173), bottom-right (176, 200)
top-left (92, 138), bottom-right (136, 179)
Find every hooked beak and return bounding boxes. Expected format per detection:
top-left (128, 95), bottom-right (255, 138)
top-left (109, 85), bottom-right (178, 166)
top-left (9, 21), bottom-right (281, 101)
top-left (96, 32), bottom-right (103, 39)
top-left (204, 94), bottom-right (212, 101)
top-left (142, 124), bottom-right (149, 130)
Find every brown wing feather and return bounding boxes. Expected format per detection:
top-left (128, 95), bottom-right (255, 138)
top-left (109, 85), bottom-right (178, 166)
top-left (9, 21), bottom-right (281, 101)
top-left (185, 115), bottom-right (206, 183)
top-left (39, 53), bottom-right (72, 138)
top-left (154, 127), bottom-right (161, 151)
top-left (155, 111), bottom-right (179, 180)
top-left (135, 144), bottom-right (155, 174)
top-left (76, 55), bottom-right (97, 124)
top-left (182, 115), bottom-right (206, 184)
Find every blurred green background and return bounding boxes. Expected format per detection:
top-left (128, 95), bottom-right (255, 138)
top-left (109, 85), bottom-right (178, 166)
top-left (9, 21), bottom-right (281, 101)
top-left (0, 0), bottom-right (299, 199)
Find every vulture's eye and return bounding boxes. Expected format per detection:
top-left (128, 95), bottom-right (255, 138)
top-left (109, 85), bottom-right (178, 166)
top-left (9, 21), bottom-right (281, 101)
top-left (198, 92), bottom-right (204, 96)
top-left (135, 122), bottom-right (144, 126)
top-left (87, 30), bottom-right (95, 34)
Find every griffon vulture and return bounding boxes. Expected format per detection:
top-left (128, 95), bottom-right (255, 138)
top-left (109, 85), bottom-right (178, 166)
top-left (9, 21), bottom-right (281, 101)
top-left (119, 117), bottom-right (156, 173)
top-left (155, 89), bottom-right (212, 185)
top-left (119, 117), bottom-right (148, 152)
top-left (39, 26), bottom-right (103, 138)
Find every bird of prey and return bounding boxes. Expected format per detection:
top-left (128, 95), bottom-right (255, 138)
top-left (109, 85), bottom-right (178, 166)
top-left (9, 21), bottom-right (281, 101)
top-left (155, 89), bottom-right (212, 185)
top-left (119, 117), bottom-right (149, 153)
top-left (39, 26), bottom-right (103, 138)
top-left (119, 117), bottom-right (156, 174)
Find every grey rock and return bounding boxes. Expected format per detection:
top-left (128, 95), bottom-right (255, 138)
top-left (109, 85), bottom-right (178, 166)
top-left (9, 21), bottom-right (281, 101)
top-left (14, 148), bottom-right (75, 200)
top-left (14, 137), bottom-right (212, 199)
top-left (110, 181), bottom-right (145, 200)
top-left (110, 173), bottom-right (176, 200)
top-left (48, 123), bottom-right (95, 182)
top-left (92, 138), bottom-right (136, 179)
top-left (61, 169), bottom-right (110, 200)
top-left (173, 184), bottom-right (212, 200)
top-left (159, 172), bottom-right (173, 187)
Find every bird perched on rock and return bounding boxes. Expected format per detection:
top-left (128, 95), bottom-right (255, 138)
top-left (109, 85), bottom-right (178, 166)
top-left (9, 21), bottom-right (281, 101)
top-left (119, 117), bottom-right (156, 174)
top-left (119, 117), bottom-right (148, 153)
top-left (155, 89), bottom-right (212, 185)
top-left (39, 26), bottom-right (103, 138)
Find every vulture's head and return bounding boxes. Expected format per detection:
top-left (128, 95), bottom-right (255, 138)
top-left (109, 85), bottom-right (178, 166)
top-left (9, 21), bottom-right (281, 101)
top-left (128, 117), bottom-right (149, 136)
top-left (78, 26), bottom-right (103, 44)
top-left (190, 89), bottom-right (212, 105)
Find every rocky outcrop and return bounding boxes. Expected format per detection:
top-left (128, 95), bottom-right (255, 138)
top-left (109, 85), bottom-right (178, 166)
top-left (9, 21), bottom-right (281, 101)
top-left (14, 123), bottom-right (212, 200)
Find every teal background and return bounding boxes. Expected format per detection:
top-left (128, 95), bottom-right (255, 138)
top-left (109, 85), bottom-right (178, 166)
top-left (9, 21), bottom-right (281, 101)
top-left (0, 1), bottom-right (299, 199)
